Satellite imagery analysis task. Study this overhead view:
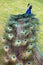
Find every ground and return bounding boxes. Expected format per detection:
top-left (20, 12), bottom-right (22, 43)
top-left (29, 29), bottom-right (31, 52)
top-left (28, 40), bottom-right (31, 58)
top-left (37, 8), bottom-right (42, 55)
top-left (0, 0), bottom-right (43, 65)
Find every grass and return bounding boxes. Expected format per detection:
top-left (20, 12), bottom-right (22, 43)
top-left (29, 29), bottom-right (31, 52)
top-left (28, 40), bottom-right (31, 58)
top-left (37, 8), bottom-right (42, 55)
top-left (0, 0), bottom-right (43, 64)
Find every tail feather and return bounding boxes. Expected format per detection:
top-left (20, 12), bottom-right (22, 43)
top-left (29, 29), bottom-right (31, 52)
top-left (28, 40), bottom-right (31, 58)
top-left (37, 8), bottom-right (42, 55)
top-left (33, 49), bottom-right (43, 65)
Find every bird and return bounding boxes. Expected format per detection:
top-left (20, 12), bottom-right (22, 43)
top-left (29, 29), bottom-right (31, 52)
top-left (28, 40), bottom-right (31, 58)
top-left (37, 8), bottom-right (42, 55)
top-left (26, 5), bottom-right (32, 14)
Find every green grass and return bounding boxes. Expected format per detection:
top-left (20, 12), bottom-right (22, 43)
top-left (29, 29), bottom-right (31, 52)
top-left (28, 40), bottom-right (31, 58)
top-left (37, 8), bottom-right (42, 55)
top-left (0, 0), bottom-right (43, 64)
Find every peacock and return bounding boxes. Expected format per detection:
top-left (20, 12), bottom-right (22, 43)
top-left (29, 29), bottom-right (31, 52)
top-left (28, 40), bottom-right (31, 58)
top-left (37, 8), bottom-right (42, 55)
top-left (2, 4), bottom-right (43, 65)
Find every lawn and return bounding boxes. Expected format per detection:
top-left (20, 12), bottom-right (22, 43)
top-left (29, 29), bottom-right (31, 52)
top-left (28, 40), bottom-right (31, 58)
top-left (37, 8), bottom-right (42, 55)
top-left (0, 0), bottom-right (43, 65)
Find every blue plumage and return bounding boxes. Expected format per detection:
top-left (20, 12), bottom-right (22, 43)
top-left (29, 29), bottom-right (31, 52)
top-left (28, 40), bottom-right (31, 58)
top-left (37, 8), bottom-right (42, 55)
top-left (26, 5), bottom-right (32, 14)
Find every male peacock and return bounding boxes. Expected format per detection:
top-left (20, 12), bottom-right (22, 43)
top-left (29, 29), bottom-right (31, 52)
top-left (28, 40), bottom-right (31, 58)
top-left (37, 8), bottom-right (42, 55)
top-left (2, 4), bottom-right (43, 65)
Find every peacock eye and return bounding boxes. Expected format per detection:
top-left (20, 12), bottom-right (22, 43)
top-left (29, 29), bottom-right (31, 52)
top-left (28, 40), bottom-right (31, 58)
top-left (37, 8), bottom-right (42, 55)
top-left (24, 39), bottom-right (26, 41)
top-left (17, 40), bottom-right (20, 42)
top-left (28, 50), bottom-right (30, 52)
top-left (30, 43), bottom-right (32, 45)
top-left (5, 45), bottom-right (9, 48)
top-left (3, 37), bottom-right (5, 39)
top-left (13, 55), bottom-right (16, 58)
top-left (10, 33), bottom-right (12, 36)
top-left (23, 30), bottom-right (25, 32)
top-left (5, 46), bottom-right (8, 49)
top-left (28, 61), bottom-right (30, 64)
top-left (9, 27), bottom-right (11, 29)
top-left (15, 23), bottom-right (18, 27)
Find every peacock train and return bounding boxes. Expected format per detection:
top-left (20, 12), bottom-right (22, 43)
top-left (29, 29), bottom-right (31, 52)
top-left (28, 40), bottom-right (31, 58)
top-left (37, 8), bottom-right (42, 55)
top-left (2, 4), bottom-right (43, 65)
